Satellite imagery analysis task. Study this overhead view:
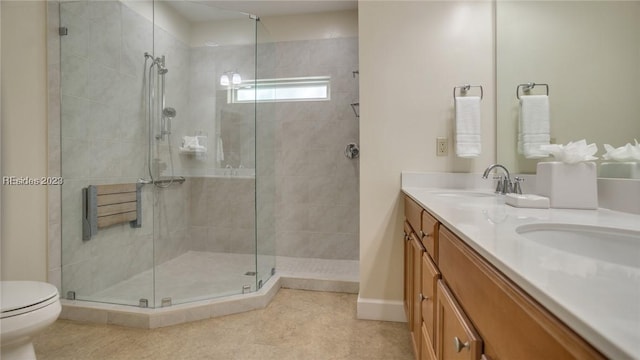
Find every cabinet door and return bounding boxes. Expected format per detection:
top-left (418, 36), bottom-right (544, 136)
top-left (436, 280), bottom-right (482, 360)
top-left (421, 253), bottom-right (440, 346)
top-left (421, 322), bottom-right (437, 360)
top-left (411, 233), bottom-right (425, 358)
top-left (404, 223), bottom-right (413, 328)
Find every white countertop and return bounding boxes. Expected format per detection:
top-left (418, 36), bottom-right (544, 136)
top-left (402, 177), bottom-right (640, 359)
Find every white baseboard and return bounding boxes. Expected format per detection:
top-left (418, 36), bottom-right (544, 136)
top-left (356, 295), bottom-right (407, 322)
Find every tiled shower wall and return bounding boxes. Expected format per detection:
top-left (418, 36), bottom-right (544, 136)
top-left (186, 38), bottom-right (360, 260)
top-left (272, 38), bottom-right (360, 260)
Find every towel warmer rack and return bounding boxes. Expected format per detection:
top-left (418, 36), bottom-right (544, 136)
top-left (516, 82), bottom-right (549, 99)
top-left (453, 84), bottom-right (483, 100)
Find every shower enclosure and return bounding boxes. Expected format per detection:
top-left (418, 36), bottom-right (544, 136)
top-left (59, 0), bottom-right (276, 308)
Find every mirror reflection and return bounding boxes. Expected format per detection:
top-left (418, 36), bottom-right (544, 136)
top-left (496, 1), bottom-right (640, 177)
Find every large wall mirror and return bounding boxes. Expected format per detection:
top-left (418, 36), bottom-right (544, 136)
top-left (496, 1), bottom-right (640, 176)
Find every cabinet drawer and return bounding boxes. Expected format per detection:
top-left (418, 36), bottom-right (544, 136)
top-left (438, 226), bottom-right (605, 360)
top-left (421, 252), bottom-right (440, 345)
top-left (421, 322), bottom-right (437, 360)
top-left (421, 210), bottom-right (439, 261)
top-left (436, 280), bottom-right (482, 360)
top-left (404, 195), bottom-right (423, 234)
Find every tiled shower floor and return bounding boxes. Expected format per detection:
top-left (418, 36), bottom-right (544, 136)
top-left (85, 251), bottom-right (359, 308)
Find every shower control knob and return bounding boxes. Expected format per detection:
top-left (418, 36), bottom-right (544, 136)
top-left (345, 143), bottom-right (360, 159)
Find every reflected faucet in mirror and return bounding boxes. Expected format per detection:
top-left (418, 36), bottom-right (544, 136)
top-left (482, 164), bottom-right (523, 195)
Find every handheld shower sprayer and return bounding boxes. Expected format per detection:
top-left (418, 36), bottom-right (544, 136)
top-left (163, 107), bottom-right (176, 118)
top-left (157, 107), bottom-right (176, 140)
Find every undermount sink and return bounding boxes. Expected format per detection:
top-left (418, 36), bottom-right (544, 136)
top-left (432, 190), bottom-right (495, 198)
top-left (516, 223), bottom-right (640, 268)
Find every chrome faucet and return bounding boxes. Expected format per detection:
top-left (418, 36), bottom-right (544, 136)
top-left (482, 164), bottom-right (523, 194)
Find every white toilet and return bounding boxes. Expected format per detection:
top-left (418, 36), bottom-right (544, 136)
top-left (1, 281), bottom-right (61, 360)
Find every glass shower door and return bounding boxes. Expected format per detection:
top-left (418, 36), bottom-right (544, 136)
top-left (59, 0), bottom-right (155, 307)
top-left (151, 2), bottom-right (260, 306)
top-left (255, 19), bottom-right (277, 291)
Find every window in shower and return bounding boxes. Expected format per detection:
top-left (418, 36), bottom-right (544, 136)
top-left (232, 76), bottom-right (331, 103)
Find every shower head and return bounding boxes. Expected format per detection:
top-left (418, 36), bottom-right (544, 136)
top-left (163, 107), bottom-right (176, 118)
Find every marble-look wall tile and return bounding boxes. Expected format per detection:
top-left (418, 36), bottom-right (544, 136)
top-left (61, 54), bottom-right (89, 98)
top-left (88, 6), bottom-right (121, 70)
top-left (188, 177), bottom-right (256, 254)
top-left (273, 37), bottom-right (359, 260)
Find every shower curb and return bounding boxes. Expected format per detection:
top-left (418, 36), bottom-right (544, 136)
top-left (59, 275), bottom-right (359, 329)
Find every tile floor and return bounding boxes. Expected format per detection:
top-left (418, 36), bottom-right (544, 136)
top-left (34, 289), bottom-right (413, 360)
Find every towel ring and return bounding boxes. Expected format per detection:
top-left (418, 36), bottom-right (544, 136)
top-left (453, 84), bottom-right (483, 100)
top-left (516, 82), bottom-right (549, 99)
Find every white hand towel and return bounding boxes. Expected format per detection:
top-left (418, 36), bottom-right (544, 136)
top-left (455, 96), bottom-right (482, 158)
top-left (518, 95), bottom-right (550, 159)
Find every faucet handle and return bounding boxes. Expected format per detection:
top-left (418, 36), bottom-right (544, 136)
top-left (513, 177), bottom-right (524, 194)
top-left (502, 177), bottom-right (513, 194)
top-left (494, 176), bottom-right (504, 194)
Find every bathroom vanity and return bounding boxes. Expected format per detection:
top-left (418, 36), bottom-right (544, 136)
top-left (401, 174), bottom-right (640, 360)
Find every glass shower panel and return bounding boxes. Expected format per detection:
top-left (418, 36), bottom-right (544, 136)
top-left (255, 20), bottom-right (277, 290)
top-left (152, 1), bottom-right (258, 306)
top-left (59, 0), bottom-right (155, 306)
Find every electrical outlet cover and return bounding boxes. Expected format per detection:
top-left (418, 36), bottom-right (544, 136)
top-left (436, 138), bottom-right (448, 156)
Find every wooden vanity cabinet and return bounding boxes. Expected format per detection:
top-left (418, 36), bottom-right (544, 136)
top-left (404, 196), bottom-right (440, 360)
top-left (438, 226), bottom-right (605, 360)
top-left (404, 195), bottom-right (605, 360)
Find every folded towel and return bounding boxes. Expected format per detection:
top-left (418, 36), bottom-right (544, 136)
top-left (518, 95), bottom-right (550, 159)
top-left (182, 136), bottom-right (200, 149)
top-left (454, 96), bottom-right (482, 158)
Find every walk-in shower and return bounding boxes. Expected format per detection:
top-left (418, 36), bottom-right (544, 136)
top-left (55, 0), bottom-right (360, 323)
top-left (59, 0), bottom-right (276, 309)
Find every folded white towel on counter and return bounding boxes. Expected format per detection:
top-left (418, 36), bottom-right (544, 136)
top-left (454, 96), bottom-right (482, 158)
top-left (518, 95), bottom-right (550, 159)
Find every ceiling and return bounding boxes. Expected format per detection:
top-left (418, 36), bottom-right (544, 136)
top-left (164, 0), bottom-right (358, 22)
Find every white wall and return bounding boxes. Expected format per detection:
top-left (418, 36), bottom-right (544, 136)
top-left (1, 0), bottom-right (49, 281)
top-left (358, 1), bottom-right (495, 319)
top-left (191, 9), bottom-right (358, 47)
top-left (122, 0), bottom-right (191, 45)
top-left (260, 10), bottom-right (358, 42)
top-left (496, 1), bottom-right (640, 173)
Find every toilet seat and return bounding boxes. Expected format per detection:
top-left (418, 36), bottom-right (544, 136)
top-left (1, 281), bottom-right (59, 319)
